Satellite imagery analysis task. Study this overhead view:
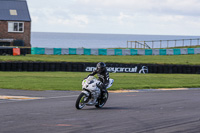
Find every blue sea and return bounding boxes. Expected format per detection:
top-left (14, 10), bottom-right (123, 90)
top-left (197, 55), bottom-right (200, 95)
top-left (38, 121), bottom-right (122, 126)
top-left (31, 32), bottom-right (200, 49)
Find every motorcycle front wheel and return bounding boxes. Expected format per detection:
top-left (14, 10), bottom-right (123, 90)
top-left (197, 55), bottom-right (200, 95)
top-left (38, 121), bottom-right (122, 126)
top-left (95, 91), bottom-right (109, 108)
top-left (75, 93), bottom-right (88, 109)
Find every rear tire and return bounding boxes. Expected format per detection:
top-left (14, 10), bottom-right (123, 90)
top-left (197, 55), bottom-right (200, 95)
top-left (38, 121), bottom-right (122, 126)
top-left (95, 91), bottom-right (109, 108)
top-left (75, 93), bottom-right (87, 109)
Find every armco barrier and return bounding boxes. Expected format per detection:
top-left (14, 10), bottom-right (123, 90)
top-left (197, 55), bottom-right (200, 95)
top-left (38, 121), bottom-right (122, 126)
top-left (31, 47), bottom-right (200, 56)
top-left (0, 62), bottom-right (200, 74)
top-left (1, 47), bottom-right (200, 56)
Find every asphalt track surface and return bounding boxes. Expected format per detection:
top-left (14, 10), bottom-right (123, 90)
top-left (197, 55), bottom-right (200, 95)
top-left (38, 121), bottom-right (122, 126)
top-left (0, 88), bottom-right (200, 133)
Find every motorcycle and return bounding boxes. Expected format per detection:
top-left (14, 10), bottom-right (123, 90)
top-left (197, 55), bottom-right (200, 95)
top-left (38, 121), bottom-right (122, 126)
top-left (75, 76), bottom-right (114, 110)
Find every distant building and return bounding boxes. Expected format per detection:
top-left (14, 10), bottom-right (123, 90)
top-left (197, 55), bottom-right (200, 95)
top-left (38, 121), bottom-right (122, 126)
top-left (0, 0), bottom-right (31, 47)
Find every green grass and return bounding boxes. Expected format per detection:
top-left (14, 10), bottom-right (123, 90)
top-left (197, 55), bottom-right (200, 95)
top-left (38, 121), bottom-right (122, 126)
top-left (1, 54), bottom-right (200, 90)
top-left (1, 54), bottom-right (200, 65)
top-left (0, 72), bottom-right (200, 91)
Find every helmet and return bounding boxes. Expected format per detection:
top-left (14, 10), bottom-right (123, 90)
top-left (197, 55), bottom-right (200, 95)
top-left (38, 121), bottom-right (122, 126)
top-left (96, 62), bottom-right (106, 72)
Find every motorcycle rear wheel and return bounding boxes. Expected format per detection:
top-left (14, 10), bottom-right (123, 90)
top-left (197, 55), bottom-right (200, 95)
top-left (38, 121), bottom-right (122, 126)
top-left (75, 93), bottom-right (87, 109)
top-left (95, 91), bottom-right (109, 108)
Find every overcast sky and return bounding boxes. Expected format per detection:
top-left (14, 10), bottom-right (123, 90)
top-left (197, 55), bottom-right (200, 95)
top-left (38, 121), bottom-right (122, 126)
top-left (27, 0), bottom-right (200, 36)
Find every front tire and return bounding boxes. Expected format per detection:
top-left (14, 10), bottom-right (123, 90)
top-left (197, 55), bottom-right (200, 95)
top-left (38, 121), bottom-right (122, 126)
top-left (75, 93), bottom-right (88, 109)
top-left (95, 91), bottom-right (109, 108)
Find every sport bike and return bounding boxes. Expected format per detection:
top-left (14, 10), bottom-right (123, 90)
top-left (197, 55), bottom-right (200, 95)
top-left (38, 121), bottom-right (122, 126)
top-left (75, 76), bottom-right (114, 109)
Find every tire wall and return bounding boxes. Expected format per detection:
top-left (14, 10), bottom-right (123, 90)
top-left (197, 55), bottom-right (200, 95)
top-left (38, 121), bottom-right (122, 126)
top-left (0, 62), bottom-right (199, 74)
top-left (0, 48), bottom-right (31, 55)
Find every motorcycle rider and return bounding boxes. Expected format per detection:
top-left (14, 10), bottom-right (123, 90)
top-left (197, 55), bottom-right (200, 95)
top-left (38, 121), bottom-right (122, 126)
top-left (86, 62), bottom-right (109, 99)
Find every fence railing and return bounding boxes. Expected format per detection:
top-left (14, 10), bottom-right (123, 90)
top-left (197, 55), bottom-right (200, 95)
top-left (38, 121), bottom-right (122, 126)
top-left (127, 38), bottom-right (200, 49)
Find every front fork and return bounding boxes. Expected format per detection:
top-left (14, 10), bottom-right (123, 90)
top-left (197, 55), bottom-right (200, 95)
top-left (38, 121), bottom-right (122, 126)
top-left (81, 90), bottom-right (91, 103)
top-left (82, 90), bottom-right (90, 97)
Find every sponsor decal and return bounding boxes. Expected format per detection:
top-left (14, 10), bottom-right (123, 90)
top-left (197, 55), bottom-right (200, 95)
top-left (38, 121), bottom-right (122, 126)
top-left (85, 67), bottom-right (96, 72)
top-left (85, 66), bottom-right (148, 73)
top-left (139, 66), bottom-right (148, 74)
top-left (106, 67), bottom-right (138, 73)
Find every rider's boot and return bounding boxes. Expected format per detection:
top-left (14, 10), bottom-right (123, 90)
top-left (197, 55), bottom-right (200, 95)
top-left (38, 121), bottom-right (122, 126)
top-left (101, 89), bottom-right (106, 100)
top-left (97, 82), bottom-right (107, 100)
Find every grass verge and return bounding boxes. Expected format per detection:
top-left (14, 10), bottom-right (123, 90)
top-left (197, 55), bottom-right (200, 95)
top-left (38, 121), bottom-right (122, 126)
top-left (0, 54), bottom-right (200, 65)
top-left (0, 72), bottom-right (200, 91)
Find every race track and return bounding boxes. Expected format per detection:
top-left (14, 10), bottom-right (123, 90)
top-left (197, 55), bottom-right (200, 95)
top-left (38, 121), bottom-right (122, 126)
top-left (0, 88), bottom-right (200, 133)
